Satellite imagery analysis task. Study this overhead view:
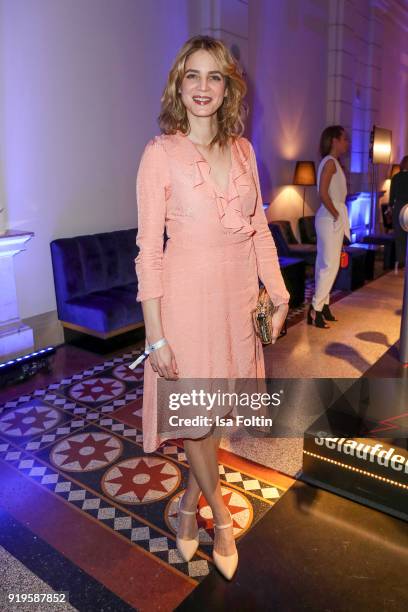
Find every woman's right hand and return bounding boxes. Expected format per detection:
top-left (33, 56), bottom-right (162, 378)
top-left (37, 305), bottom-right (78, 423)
top-left (332, 210), bottom-right (340, 221)
top-left (149, 343), bottom-right (179, 380)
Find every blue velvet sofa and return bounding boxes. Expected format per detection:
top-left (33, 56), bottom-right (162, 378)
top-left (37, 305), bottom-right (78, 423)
top-left (269, 221), bottom-right (317, 266)
top-left (50, 229), bottom-right (144, 339)
top-left (279, 256), bottom-right (305, 307)
top-left (50, 227), bottom-right (303, 340)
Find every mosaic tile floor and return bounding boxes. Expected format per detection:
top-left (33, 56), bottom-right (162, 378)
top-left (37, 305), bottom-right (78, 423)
top-left (2, 268), bottom-right (387, 609)
top-left (285, 277), bottom-right (346, 327)
top-left (0, 350), bottom-right (294, 610)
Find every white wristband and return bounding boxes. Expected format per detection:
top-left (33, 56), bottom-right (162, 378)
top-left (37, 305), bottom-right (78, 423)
top-left (128, 338), bottom-right (168, 370)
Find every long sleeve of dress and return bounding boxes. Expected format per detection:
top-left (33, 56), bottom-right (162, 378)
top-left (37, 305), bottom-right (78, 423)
top-left (248, 142), bottom-right (290, 306)
top-left (135, 139), bottom-right (169, 302)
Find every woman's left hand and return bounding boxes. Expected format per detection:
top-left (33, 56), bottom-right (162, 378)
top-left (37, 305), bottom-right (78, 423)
top-left (271, 303), bottom-right (289, 344)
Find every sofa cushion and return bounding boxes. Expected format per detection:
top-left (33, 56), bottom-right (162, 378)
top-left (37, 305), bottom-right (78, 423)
top-left (65, 287), bottom-right (143, 333)
top-left (101, 230), bottom-right (139, 288)
top-left (286, 244), bottom-right (317, 266)
top-left (75, 230), bottom-right (139, 294)
top-left (112, 282), bottom-right (138, 295)
top-left (269, 223), bottom-right (317, 265)
top-left (273, 220), bottom-right (298, 244)
top-left (50, 228), bottom-right (141, 325)
top-left (269, 223), bottom-right (291, 257)
top-left (50, 239), bottom-right (87, 306)
top-left (298, 216), bottom-right (317, 244)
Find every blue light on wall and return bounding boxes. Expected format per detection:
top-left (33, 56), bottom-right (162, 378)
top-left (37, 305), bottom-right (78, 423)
top-left (350, 89), bottom-right (368, 174)
top-left (346, 192), bottom-right (372, 242)
top-left (350, 127), bottom-right (364, 173)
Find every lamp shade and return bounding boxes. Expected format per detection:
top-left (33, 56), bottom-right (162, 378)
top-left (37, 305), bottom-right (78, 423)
top-left (371, 126), bottom-right (392, 164)
top-left (389, 164), bottom-right (400, 179)
top-left (293, 161), bottom-right (316, 186)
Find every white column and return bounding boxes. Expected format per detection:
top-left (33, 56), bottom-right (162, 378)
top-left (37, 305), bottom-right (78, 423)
top-left (0, 230), bottom-right (35, 361)
top-left (0, 204), bottom-right (7, 235)
top-left (199, 0), bottom-right (249, 72)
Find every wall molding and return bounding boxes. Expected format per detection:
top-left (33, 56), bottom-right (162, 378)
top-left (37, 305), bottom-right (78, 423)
top-left (371, 0), bottom-right (408, 33)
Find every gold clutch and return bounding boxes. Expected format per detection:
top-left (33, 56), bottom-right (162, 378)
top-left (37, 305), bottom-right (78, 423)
top-left (252, 286), bottom-right (278, 345)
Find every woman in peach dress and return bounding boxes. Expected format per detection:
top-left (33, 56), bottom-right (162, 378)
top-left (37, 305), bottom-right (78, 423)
top-left (135, 35), bottom-right (289, 579)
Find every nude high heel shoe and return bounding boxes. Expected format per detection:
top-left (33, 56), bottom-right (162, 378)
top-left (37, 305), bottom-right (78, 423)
top-left (212, 512), bottom-right (238, 580)
top-left (176, 497), bottom-right (199, 562)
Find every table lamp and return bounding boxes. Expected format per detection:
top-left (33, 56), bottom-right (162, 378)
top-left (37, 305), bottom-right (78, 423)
top-left (293, 161), bottom-right (317, 217)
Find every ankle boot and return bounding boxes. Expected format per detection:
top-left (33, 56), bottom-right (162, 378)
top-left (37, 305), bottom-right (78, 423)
top-left (322, 304), bottom-right (337, 321)
top-left (307, 305), bottom-right (329, 328)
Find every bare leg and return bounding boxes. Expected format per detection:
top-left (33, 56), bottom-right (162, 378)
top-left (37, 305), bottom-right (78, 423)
top-left (183, 434), bottom-right (235, 556)
top-left (179, 434), bottom-right (222, 526)
top-left (182, 436), bottom-right (221, 498)
top-left (178, 435), bottom-right (222, 539)
top-left (177, 465), bottom-right (201, 540)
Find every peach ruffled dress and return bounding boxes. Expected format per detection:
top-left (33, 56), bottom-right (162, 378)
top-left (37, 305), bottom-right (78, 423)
top-left (135, 132), bottom-right (289, 452)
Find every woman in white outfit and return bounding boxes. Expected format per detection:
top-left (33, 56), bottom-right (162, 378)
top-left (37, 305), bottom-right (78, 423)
top-left (308, 125), bottom-right (350, 328)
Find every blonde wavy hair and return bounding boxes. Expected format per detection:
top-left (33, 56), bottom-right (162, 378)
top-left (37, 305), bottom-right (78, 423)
top-left (158, 35), bottom-right (247, 147)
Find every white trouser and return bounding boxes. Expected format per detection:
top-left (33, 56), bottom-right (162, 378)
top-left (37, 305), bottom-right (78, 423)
top-left (312, 215), bottom-right (345, 311)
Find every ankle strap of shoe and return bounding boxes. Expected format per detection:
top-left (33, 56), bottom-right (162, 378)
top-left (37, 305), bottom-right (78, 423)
top-left (215, 521), bottom-right (233, 530)
top-left (179, 508), bottom-right (197, 515)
